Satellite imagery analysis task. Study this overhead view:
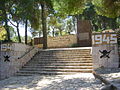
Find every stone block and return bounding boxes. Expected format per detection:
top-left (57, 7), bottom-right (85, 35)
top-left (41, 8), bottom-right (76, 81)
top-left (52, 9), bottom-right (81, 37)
top-left (92, 33), bottom-right (119, 69)
top-left (0, 43), bottom-right (38, 80)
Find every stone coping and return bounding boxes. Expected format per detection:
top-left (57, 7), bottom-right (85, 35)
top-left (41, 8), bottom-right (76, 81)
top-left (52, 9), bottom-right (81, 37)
top-left (39, 47), bottom-right (92, 51)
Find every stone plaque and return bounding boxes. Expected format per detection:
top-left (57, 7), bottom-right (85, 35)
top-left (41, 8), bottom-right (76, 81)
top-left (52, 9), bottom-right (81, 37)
top-left (78, 33), bottom-right (89, 40)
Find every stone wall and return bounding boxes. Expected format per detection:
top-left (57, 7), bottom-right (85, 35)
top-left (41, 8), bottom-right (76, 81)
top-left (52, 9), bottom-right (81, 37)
top-left (47, 35), bottom-right (77, 48)
top-left (0, 43), bottom-right (38, 80)
top-left (92, 32), bottom-right (119, 69)
top-left (34, 35), bottom-right (77, 48)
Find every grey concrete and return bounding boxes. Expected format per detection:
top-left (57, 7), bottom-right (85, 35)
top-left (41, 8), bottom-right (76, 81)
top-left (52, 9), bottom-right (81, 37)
top-left (0, 43), bottom-right (38, 80)
top-left (0, 73), bottom-right (102, 90)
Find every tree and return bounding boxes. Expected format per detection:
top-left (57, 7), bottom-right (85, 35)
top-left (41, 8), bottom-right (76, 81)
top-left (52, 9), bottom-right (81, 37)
top-left (13, 0), bottom-right (36, 44)
top-left (0, 26), bottom-right (7, 41)
top-left (74, 2), bottom-right (120, 31)
top-left (48, 15), bottom-right (57, 37)
top-left (35, 0), bottom-right (53, 49)
top-left (56, 23), bottom-right (63, 36)
top-left (92, 0), bottom-right (120, 18)
top-left (21, 0), bottom-right (41, 45)
top-left (1, 0), bottom-right (23, 43)
top-left (18, 0), bottom-right (53, 48)
top-left (9, 26), bottom-right (16, 40)
top-left (41, 3), bottom-right (47, 49)
top-left (0, 0), bottom-right (13, 41)
top-left (65, 17), bottom-right (74, 34)
top-left (9, 0), bottom-right (41, 44)
top-left (9, 21), bottom-right (22, 43)
top-left (25, 19), bottom-right (28, 44)
top-left (92, 0), bottom-right (120, 30)
top-left (52, 0), bottom-right (91, 15)
top-left (48, 15), bottom-right (65, 37)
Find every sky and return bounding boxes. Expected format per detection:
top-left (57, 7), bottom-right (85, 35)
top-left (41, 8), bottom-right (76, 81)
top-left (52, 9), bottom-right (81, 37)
top-left (19, 24), bottom-right (32, 37)
top-left (9, 22), bottom-right (32, 37)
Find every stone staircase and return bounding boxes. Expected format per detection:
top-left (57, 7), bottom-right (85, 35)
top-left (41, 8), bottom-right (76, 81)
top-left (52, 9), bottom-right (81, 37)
top-left (16, 47), bottom-right (93, 76)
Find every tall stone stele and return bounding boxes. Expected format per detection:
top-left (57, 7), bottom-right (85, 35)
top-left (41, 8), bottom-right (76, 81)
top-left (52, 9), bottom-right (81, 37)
top-left (77, 20), bottom-right (92, 47)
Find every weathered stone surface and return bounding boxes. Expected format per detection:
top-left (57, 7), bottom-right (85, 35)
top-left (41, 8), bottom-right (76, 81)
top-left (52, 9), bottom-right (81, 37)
top-left (48, 35), bottom-right (77, 48)
top-left (0, 43), bottom-right (38, 80)
top-left (34, 35), bottom-right (77, 48)
top-left (0, 73), bottom-right (102, 90)
top-left (92, 44), bottom-right (119, 69)
top-left (77, 20), bottom-right (92, 47)
top-left (16, 48), bottom-right (93, 76)
top-left (92, 33), bottom-right (119, 69)
top-left (95, 68), bottom-right (120, 89)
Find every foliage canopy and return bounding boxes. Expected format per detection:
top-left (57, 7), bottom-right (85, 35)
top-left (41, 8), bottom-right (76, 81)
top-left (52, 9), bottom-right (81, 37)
top-left (0, 26), bottom-right (7, 40)
top-left (92, 0), bottom-right (120, 18)
top-left (52, 0), bottom-right (91, 15)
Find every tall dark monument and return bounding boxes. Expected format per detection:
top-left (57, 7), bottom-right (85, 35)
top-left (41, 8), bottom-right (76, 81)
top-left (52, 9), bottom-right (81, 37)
top-left (77, 20), bottom-right (92, 47)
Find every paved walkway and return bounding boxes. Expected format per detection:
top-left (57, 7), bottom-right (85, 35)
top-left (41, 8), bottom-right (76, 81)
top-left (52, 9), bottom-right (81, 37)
top-left (0, 73), bottom-right (102, 90)
top-left (95, 68), bottom-right (120, 89)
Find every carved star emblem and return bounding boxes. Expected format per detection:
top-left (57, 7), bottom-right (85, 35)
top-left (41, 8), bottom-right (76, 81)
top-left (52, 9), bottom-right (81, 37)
top-left (99, 50), bottom-right (111, 58)
top-left (4, 55), bottom-right (10, 62)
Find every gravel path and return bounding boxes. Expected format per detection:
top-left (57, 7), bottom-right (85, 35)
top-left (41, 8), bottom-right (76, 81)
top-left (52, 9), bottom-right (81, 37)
top-left (95, 68), bottom-right (120, 89)
top-left (0, 73), bottom-right (102, 90)
top-left (1, 68), bottom-right (119, 90)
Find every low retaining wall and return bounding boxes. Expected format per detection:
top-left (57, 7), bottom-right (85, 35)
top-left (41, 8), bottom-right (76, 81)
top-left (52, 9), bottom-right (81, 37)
top-left (0, 43), bottom-right (38, 80)
top-left (48, 35), bottom-right (77, 48)
top-left (34, 35), bottom-right (77, 48)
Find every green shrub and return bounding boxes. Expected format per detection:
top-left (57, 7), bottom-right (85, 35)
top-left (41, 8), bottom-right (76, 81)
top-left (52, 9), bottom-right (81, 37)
top-left (70, 43), bottom-right (79, 47)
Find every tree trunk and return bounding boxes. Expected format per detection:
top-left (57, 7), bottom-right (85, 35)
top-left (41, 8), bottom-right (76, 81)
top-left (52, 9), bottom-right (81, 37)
top-left (5, 18), bottom-right (10, 41)
top-left (60, 29), bottom-right (62, 36)
top-left (111, 18), bottom-right (117, 30)
top-left (101, 16), bottom-right (107, 30)
top-left (3, 6), bottom-right (10, 41)
top-left (16, 22), bottom-right (21, 43)
top-left (39, 31), bottom-right (41, 37)
top-left (41, 4), bottom-right (47, 49)
top-left (25, 19), bottom-right (28, 44)
top-left (52, 28), bottom-right (55, 37)
top-left (72, 16), bottom-right (77, 34)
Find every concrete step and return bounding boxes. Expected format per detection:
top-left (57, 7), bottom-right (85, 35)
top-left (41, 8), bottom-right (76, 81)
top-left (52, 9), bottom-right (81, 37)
top-left (25, 63), bottom-right (93, 66)
top-left (39, 49), bottom-right (91, 52)
top-left (19, 69), bottom-right (93, 72)
top-left (31, 58), bottom-right (92, 61)
top-left (16, 69), bottom-right (93, 75)
top-left (37, 54), bottom-right (91, 57)
top-left (27, 60), bottom-right (92, 64)
top-left (23, 66), bottom-right (92, 71)
top-left (22, 66), bottom-right (93, 69)
top-left (38, 53), bottom-right (91, 55)
top-left (35, 55), bottom-right (92, 58)
top-left (34, 56), bottom-right (92, 59)
top-left (15, 73), bottom-right (38, 76)
top-left (16, 48), bottom-right (93, 76)
top-left (35, 55), bottom-right (92, 57)
top-left (38, 52), bottom-right (91, 56)
top-left (30, 58), bottom-right (92, 61)
top-left (16, 72), bottom-right (91, 76)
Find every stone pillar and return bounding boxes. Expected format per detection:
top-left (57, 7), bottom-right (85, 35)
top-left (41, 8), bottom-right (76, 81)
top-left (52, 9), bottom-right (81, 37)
top-left (92, 32), bottom-right (119, 69)
top-left (77, 20), bottom-right (92, 47)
